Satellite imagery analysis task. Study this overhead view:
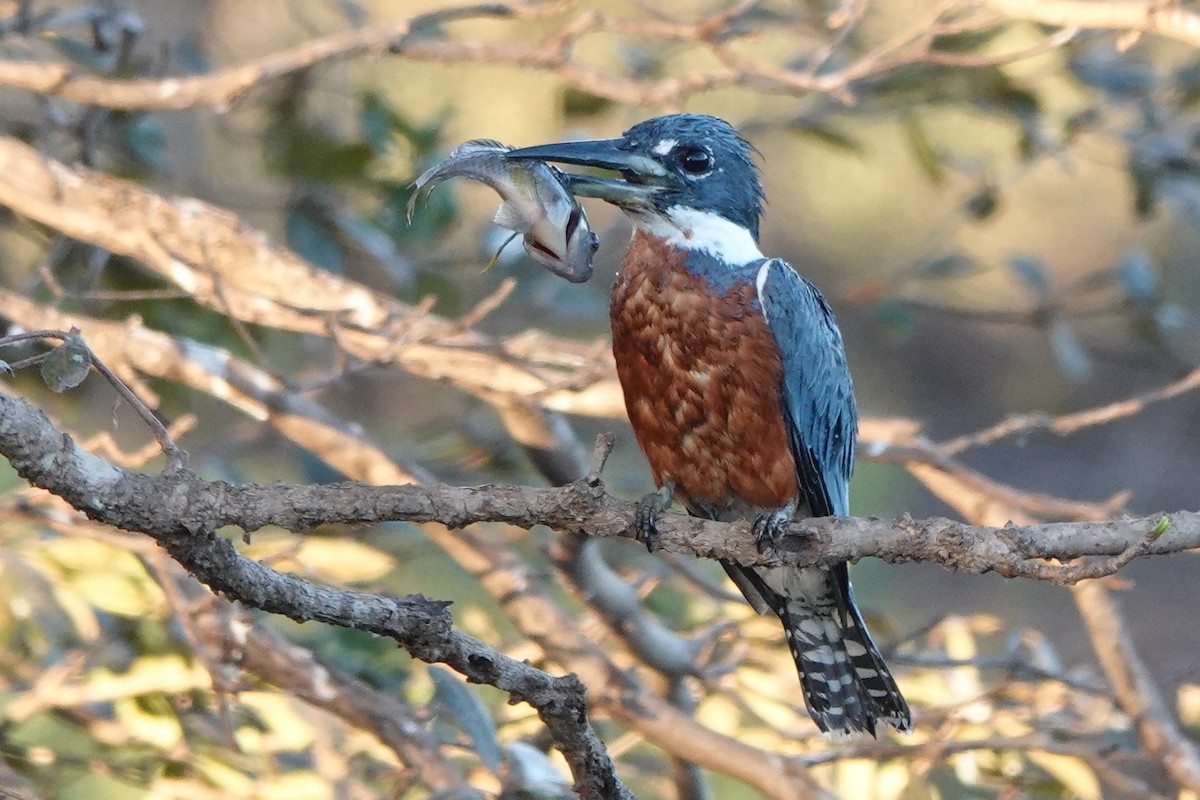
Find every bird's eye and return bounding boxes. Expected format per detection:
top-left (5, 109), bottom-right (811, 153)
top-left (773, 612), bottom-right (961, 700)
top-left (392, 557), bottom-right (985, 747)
top-left (678, 147), bottom-right (713, 175)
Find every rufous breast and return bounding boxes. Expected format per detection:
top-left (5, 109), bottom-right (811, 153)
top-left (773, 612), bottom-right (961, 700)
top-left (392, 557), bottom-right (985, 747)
top-left (610, 232), bottom-right (798, 511)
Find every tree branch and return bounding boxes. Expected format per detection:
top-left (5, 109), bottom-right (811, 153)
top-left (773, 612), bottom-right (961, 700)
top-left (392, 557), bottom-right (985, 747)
top-left (0, 135), bottom-right (626, 420)
top-left (904, 423), bottom-right (1200, 795)
top-left (0, 392), bottom-right (628, 800)
top-left (1073, 580), bottom-right (1200, 792)
top-left (0, 3), bottom-right (522, 111)
top-left (0, 390), bottom-right (1193, 591)
top-left (986, 0), bottom-right (1200, 49)
top-left (0, 293), bottom-right (829, 800)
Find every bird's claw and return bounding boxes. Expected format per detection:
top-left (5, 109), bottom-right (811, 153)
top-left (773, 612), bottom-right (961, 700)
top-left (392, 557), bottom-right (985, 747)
top-left (634, 485), bottom-right (674, 553)
top-left (752, 507), bottom-right (793, 554)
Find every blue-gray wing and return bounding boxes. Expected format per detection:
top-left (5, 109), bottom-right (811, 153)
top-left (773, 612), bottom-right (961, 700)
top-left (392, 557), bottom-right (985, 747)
top-left (755, 258), bottom-right (856, 518)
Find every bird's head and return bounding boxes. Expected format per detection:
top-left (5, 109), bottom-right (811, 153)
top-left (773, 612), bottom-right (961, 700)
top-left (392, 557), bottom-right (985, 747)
top-left (506, 114), bottom-right (764, 261)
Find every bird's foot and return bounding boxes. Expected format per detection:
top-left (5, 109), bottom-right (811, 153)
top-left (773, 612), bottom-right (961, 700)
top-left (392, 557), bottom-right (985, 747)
top-left (752, 505), bottom-right (796, 554)
top-left (634, 484), bottom-right (674, 553)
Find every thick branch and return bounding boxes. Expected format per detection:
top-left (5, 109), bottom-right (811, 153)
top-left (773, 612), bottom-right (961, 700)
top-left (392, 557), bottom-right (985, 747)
top-left (187, 599), bottom-right (483, 797)
top-left (0, 136), bottom-right (625, 419)
top-left (0, 295), bottom-right (828, 800)
top-left (0, 4), bottom-right (520, 111)
top-left (906, 429), bottom-right (1200, 794)
top-left (0, 391), bottom-right (1193, 585)
top-left (0, 392), bottom-right (627, 800)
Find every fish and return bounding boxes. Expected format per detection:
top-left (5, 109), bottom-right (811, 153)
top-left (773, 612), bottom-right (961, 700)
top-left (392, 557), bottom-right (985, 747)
top-left (407, 139), bottom-right (598, 283)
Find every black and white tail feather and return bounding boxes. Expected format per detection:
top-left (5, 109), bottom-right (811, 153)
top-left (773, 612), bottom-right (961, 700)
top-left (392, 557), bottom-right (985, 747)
top-left (721, 559), bottom-right (911, 737)
top-left (695, 489), bottom-right (912, 735)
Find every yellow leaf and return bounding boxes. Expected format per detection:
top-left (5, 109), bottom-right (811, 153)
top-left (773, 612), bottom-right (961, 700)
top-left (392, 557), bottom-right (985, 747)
top-left (41, 538), bottom-right (138, 573)
top-left (69, 572), bottom-right (153, 617)
top-left (1027, 752), bottom-right (1101, 800)
top-left (245, 537), bottom-right (395, 583)
top-left (236, 692), bottom-right (315, 753)
top-left (1178, 684), bottom-right (1200, 726)
top-left (193, 754), bottom-right (255, 793)
top-left (114, 694), bottom-right (183, 748)
top-left (59, 773), bottom-right (146, 800)
top-left (258, 772), bottom-right (334, 800)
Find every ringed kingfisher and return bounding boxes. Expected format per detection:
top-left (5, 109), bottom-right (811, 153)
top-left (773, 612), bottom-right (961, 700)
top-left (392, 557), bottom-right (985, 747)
top-left (506, 114), bottom-right (911, 737)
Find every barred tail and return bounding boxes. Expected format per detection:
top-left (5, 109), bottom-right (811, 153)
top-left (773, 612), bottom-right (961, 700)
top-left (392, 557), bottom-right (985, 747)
top-left (782, 595), bottom-right (911, 737)
top-left (722, 561), bottom-right (911, 736)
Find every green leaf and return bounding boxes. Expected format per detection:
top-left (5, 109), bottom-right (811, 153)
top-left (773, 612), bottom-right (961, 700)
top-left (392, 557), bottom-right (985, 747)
top-left (266, 118), bottom-right (375, 183)
top-left (1117, 250), bottom-right (1159, 302)
top-left (875, 298), bottom-right (915, 338)
top-left (59, 773), bottom-right (146, 800)
top-left (286, 207), bottom-right (343, 273)
top-left (1175, 58), bottom-right (1200, 107)
top-left (429, 665), bottom-right (502, 773)
top-left (916, 253), bottom-right (977, 279)
top-left (1009, 255), bottom-right (1050, 296)
top-left (333, 210), bottom-right (413, 286)
top-left (1026, 751), bottom-right (1101, 800)
top-left (1129, 151), bottom-right (1159, 217)
top-left (930, 28), bottom-right (1008, 54)
top-left (975, 68), bottom-right (1041, 117)
top-left (360, 95), bottom-right (445, 153)
top-left (1063, 107), bottom-right (1102, 141)
top-left (1159, 176), bottom-right (1200, 229)
top-left (359, 92), bottom-right (400, 153)
top-left (1049, 319), bottom-right (1092, 381)
top-left (1152, 302), bottom-right (1200, 363)
top-left (964, 183), bottom-right (999, 220)
top-left (119, 115), bottom-right (167, 172)
top-left (562, 87), bottom-right (614, 118)
top-left (50, 37), bottom-right (115, 71)
top-left (40, 328), bottom-right (92, 393)
top-left (503, 742), bottom-right (573, 799)
top-left (903, 113), bottom-right (945, 184)
top-left (788, 119), bottom-right (861, 151)
top-left (1070, 49), bottom-right (1155, 99)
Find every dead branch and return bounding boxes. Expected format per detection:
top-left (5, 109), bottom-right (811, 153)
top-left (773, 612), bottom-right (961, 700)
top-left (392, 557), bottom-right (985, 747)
top-left (180, 577), bottom-right (483, 797)
top-left (0, 393), bottom-right (628, 800)
top-left (985, 0), bottom-right (1200, 48)
top-left (0, 0), bottom-right (1100, 114)
top-left (0, 3), bottom-right (522, 111)
top-left (0, 390), bottom-right (1195, 586)
top-left (941, 365), bottom-right (1200, 455)
top-left (1073, 580), bottom-right (1200, 792)
top-left (0, 291), bottom-right (831, 800)
top-left (0, 135), bottom-right (626, 419)
top-left (907, 422), bottom-right (1200, 795)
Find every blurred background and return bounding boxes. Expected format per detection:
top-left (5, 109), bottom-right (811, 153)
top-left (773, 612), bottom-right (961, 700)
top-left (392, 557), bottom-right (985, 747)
top-left (2, 0), bottom-right (1200, 797)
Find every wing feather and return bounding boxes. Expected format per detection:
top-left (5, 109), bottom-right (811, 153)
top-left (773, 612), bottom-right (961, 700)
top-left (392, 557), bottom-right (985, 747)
top-left (754, 258), bottom-right (856, 518)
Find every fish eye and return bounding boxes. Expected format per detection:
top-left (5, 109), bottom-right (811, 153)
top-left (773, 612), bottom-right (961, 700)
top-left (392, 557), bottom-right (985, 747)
top-left (678, 146), bottom-right (713, 175)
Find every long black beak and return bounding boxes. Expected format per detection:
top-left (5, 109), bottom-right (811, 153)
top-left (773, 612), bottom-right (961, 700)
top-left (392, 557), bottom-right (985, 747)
top-left (506, 138), bottom-right (641, 171)
top-left (506, 137), bottom-right (668, 204)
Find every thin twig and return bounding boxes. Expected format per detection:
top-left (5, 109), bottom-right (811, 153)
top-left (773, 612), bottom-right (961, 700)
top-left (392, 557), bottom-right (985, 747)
top-left (941, 365), bottom-right (1200, 455)
top-left (0, 328), bottom-right (185, 469)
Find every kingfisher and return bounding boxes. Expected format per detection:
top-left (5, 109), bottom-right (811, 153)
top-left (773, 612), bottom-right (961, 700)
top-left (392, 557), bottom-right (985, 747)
top-left (506, 114), bottom-right (910, 736)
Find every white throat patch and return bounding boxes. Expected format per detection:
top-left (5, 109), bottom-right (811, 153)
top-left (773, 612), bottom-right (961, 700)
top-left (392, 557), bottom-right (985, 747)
top-left (631, 206), bottom-right (763, 265)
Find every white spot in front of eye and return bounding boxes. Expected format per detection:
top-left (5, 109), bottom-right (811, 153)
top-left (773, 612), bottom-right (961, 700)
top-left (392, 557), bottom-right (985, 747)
top-left (653, 138), bottom-right (677, 156)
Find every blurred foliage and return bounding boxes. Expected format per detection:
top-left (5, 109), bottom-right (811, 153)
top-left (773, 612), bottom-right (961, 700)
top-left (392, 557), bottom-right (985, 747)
top-left (3, 0), bottom-right (1200, 798)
